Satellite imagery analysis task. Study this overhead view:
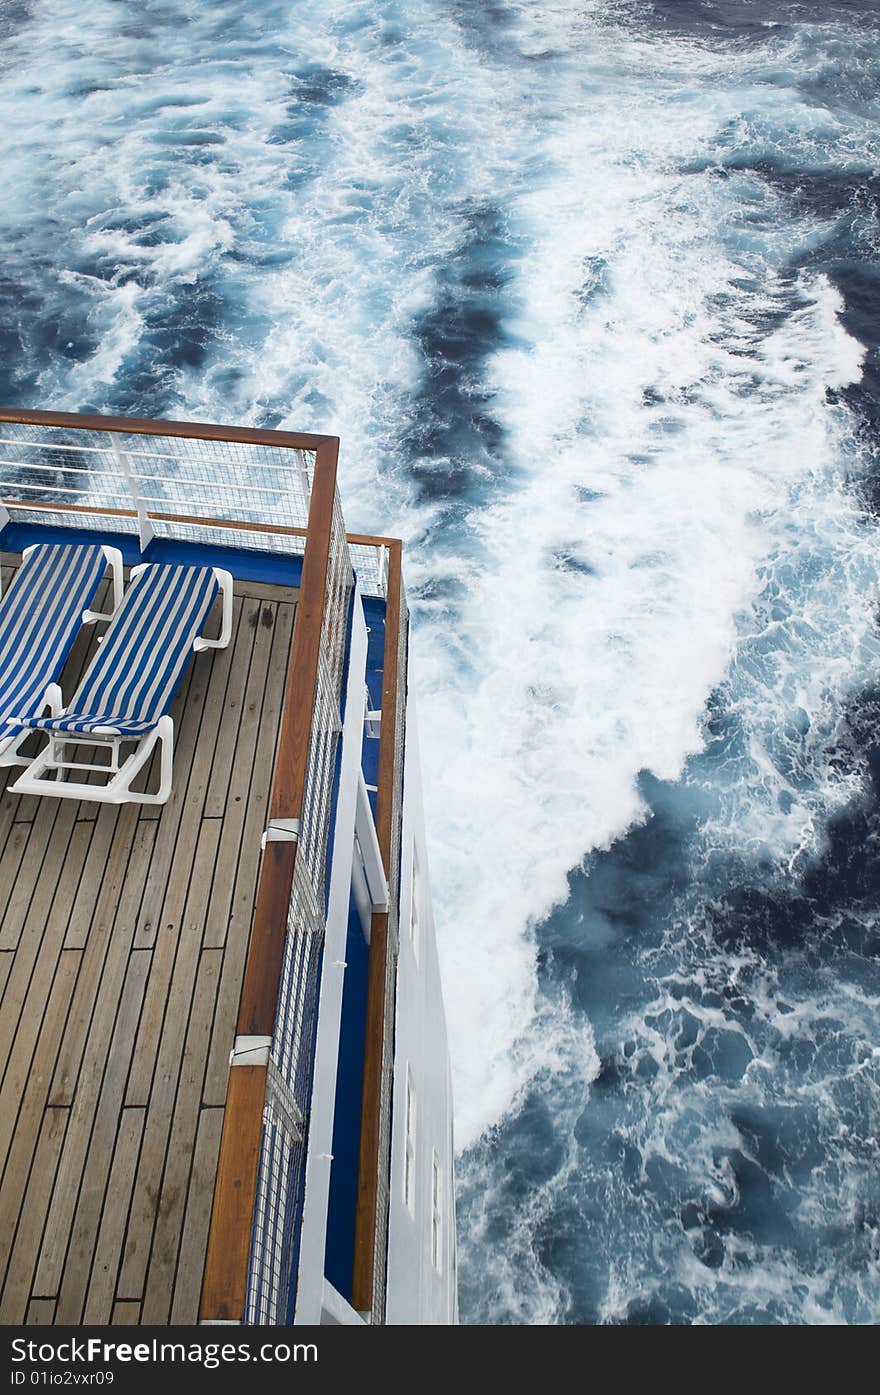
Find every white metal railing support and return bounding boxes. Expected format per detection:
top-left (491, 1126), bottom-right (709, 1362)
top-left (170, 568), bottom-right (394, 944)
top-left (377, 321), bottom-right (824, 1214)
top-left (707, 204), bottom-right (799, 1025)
top-left (107, 433), bottom-right (155, 550)
top-left (378, 544), bottom-right (388, 598)
top-left (355, 769), bottom-right (389, 913)
top-left (320, 1280), bottom-right (367, 1326)
top-left (295, 449), bottom-right (312, 516)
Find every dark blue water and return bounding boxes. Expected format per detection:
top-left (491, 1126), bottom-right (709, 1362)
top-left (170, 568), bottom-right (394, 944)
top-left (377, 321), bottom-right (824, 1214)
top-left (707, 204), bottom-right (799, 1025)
top-left (0, 0), bottom-right (878, 1324)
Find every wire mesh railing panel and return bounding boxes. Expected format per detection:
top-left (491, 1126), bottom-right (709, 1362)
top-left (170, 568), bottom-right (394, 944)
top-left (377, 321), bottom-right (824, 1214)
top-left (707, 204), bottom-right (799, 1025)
top-left (348, 542), bottom-right (388, 598)
top-left (245, 1113), bottom-right (296, 1326)
top-left (147, 517), bottom-right (307, 555)
top-left (244, 907), bottom-right (324, 1326)
top-left (245, 486), bottom-right (354, 1324)
top-left (0, 504), bottom-right (140, 536)
top-left (0, 421), bottom-right (316, 553)
top-left (0, 427), bottom-right (136, 513)
top-left (113, 432), bottom-right (314, 529)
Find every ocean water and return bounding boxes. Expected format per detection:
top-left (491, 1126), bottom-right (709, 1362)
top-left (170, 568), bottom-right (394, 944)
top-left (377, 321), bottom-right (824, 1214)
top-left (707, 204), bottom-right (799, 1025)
top-left (1, 0), bottom-right (879, 1325)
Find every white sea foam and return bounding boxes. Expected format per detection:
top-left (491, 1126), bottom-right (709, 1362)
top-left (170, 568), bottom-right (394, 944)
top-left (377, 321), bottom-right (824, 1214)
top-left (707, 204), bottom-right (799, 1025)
top-left (2, 0), bottom-right (879, 1199)
top-left (413, 14), bottom-right (880, 1148)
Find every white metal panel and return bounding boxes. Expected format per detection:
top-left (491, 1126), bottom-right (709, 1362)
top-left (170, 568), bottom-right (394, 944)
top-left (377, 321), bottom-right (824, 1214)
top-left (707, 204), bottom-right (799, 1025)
top-left (293, 591), bottom-right (368, 1325)
top-left (385, 698), bottom-right (458, 1324)
top-left (320, 1279), bottom-right (367, 1326)
top-left (355, 769), bottom-right (389, 912)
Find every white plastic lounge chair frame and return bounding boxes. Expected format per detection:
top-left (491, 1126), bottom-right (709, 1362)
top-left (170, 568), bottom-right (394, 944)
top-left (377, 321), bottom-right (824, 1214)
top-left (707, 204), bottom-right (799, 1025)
top-left (10, 563), bottom-right (232, 805)
top-left (0, 542), bottom-right (123, 767)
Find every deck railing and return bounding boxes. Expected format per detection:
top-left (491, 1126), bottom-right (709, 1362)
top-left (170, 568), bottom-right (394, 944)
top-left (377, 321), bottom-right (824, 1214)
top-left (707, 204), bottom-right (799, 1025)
top-left (0, 408), bottom-right (324, 555)
top-left (352, 542), bottom-right (409, 1322)
top-left (0, 407), bottom-right (402, 1325)
top-left (241, 489), bottom-right (354, 1324)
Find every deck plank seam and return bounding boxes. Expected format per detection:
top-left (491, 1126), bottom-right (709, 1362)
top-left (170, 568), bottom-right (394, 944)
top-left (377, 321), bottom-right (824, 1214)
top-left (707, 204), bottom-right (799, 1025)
top-left (115, 842), bottom-right (224, 1303)
top-left (200, 600), bottom-right (294, 960)
top-left (0, 803), bottom-right (81, 1070)
top-left (0, 952), bottom-right (82, 1295)
top-left (0, 936), bottom-right (83, 1194)
top-left (53, 950), bottom-right (153, 1322)
top-left (82, 1105), bottom-right (146, 1324)
top-left (0, 798), bottom-right (69, 951)
top-left (119, 607), bottom-right (277, 1307)
top-left (141, 949), bottom-right (223, 1323)
top-left (50, 808), bottom-right (141, 1101)
top-left (5, 1106), bottom-right (72, 1312)
top-left (0, 822), bottom-right (93, 1137)
top-left (130, 596), bottom-right (249, 935)
top-left (39, 913), bottom-right (148, 1312)
top-left (165, 608), bottom-right (294, 1313)
top-left (200, 602), bottom-right (296, 1110)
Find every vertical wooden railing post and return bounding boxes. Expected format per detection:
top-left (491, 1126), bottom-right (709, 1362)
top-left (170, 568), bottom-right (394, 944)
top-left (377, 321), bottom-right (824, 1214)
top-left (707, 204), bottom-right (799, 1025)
top-left (199, 437), bottom-right (339, 1323)
top-left (351, 540), bottom-right (405, 1318)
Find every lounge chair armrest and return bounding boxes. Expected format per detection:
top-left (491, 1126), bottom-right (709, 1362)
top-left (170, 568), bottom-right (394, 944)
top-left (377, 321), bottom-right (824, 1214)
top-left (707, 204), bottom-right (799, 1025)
top-left (193, 569), bottom-right (233, 652)
top-left (82, 546), bottom-right (125, 624)
top-left (44, 683), bottom-right (63, 718)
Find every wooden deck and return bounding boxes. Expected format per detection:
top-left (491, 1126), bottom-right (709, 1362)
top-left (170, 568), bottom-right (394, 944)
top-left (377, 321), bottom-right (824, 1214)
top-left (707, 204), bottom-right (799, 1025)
top-left (0, 555), bottom-right (297, 1325)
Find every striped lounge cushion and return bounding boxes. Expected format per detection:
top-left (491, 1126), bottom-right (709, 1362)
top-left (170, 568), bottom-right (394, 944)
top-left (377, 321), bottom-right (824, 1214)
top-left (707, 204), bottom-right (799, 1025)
top-left (0, 543), bottom-right (108, 741)
top-left (28, 563), bottom-right (219, 738)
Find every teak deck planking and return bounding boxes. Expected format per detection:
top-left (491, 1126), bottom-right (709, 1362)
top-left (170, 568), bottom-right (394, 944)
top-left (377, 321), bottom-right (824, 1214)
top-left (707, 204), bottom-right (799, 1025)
top-left (0, 555), bottom-right (297, 1325)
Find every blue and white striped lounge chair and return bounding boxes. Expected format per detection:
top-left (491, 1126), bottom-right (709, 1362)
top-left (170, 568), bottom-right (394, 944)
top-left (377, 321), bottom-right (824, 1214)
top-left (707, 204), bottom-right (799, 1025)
top-left (0, 542), bottom-right (123, 767)
top-left (10, 561), bottom-right (232, 805)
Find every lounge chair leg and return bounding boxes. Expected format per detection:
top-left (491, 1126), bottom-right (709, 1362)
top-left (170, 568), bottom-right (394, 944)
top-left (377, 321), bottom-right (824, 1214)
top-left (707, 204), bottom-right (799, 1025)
top-left (104, 716), bottom-right (175, 805)
top-left (0, 683), bottom-right (63, 768)
top-left (151, 716), bottom-right (175, 806)
top-left (10, 717), bottom-right (176, 805)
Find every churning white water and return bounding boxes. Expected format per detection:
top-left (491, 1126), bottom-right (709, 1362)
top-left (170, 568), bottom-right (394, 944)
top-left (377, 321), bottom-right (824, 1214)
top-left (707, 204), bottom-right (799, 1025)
top-left (1, 0), bottom-right (879, 1323)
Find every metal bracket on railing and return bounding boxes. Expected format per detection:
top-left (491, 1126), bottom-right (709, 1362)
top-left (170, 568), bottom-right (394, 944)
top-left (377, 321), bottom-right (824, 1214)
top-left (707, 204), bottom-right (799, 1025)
top-left (0, 498), bottom-right (10, 532)
top-left (295, 448), bottom-right (312, 513)
top-left (107, 432), bottom-right (155, 551)
top-left (377, 544), bottom-right (388, 599)
top-left (356, 770), bottom-right (389, 913)
top-left (363, 684), bottom-right (381, 739)
top-left (266, 1059), bottom-right (306, 1142)
top-left (260, 817), bottom-right (301, 849)
top-left (230, 1035), bottom-right (272, 1067)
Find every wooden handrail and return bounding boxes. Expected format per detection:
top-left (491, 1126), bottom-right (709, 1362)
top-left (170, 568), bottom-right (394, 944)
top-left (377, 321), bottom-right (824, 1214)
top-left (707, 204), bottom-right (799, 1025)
top-left (198, 1067), bottom-right (269, 1322)
top-left (351, 540), bottom-right (404, 1316)
top-left (199, 439), bottom-right (340, 1323)
top-left (373, 542), bottom-right (404, 879)
top-left (0, 497), bottom-right (402, 551)
top-left (0, 405), bottom-right (334, 452)
top-left (269, 437), bottom-right (338, 827)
